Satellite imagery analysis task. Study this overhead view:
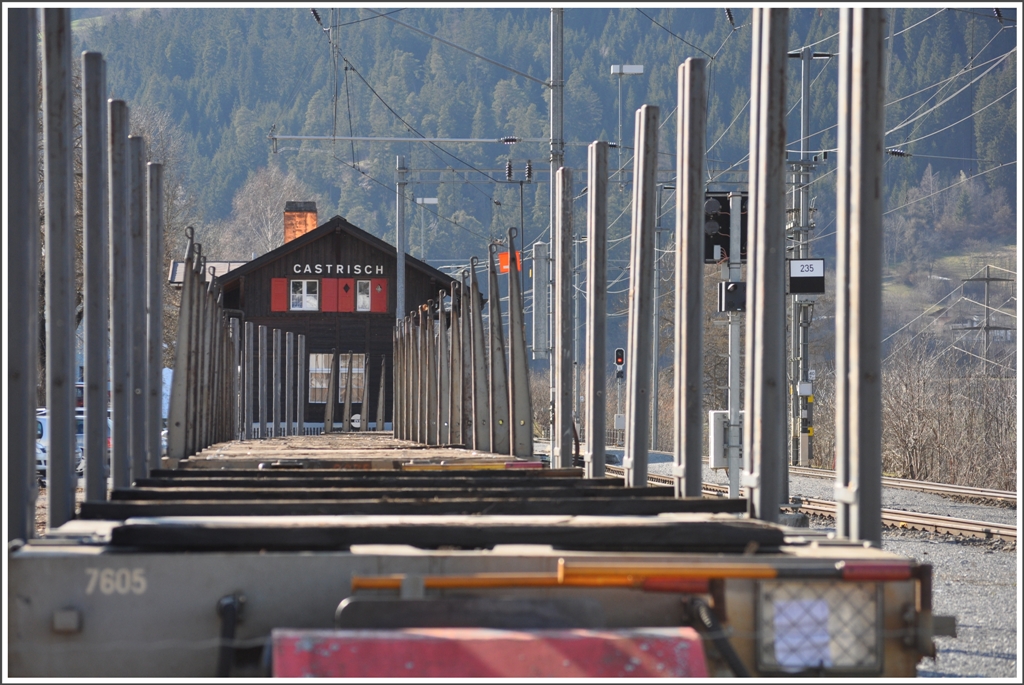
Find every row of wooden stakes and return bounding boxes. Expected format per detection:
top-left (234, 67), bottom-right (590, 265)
top-left (394, 227), bottom-right (533, 457)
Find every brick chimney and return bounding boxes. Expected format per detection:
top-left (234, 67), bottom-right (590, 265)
top-left (284, 201), bottom-right (318, 243)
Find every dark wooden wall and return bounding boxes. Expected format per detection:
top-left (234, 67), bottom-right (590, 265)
top-left (222, 227), bottom-right (449, 425)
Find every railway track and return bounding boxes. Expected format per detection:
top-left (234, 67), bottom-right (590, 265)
top-left (588, 450), bottom-right (1015, 504)
top-left (605, 465), bottom-right (1017, 543)
top-left (787, 465), bottom-right (1016, 504)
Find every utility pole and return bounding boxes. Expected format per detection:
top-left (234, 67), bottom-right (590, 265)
top-left (611, 64), bottom-right (644, 187)
top-left (415, 196), bottom-right (438, 260)
top-left (549, 8), bottom-right (564, 460)
top-left (787, 47), bottom-right (831, 469)
top-left (962, 265), bottom-right (1015, 374)
top-left (396, 156), bottom-right (407, 320)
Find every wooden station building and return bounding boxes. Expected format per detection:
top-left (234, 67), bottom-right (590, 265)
top-left (217, 203), bottom-right (451, 426)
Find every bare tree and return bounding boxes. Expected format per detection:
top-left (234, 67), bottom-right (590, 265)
top-left (206, 166), bottom-right (324, 260)
top-left (129, 104), bottom-right (201, 368)
top-left (814, 333), bottom-right (1016, 490)
top-left (35, 60), bottom-right (202, 388)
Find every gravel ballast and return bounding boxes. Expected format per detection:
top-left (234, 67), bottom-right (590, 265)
top-left (643, 453), bottom-right (1018, 678)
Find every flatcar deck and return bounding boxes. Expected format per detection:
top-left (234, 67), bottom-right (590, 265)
top-left (8, 432), bottom-right (941, 678)
top-left (82, 432), bottom-right (750, 541)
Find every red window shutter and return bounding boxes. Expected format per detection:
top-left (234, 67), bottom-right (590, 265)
top-left (271, 278), bottom-right (288, 312)
top-left (370, 279), bottom-right (388, 313)
top-left (338, 279), bottom-right (355, 312)
top-left (321, 278), bottom-right (338, 312)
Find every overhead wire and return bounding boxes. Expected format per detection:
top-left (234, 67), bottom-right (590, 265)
top-left (330, 10), bottom-right (340, 157)
top-left (886, 40), bottom-right (1014, 136)
top-left (714, 50), bottom-right (1014, 185)
top-left (343, 65), bottom-right (358, 169)
top-left (884, 45), bottom-right (1011, 136)
top-left (892, 88), bottom-right (1016, 148)
top-left (341, 57), bottom-right (502, 207)
top-left (327, 8), bottom-right (405, 29)
top-left (802, 30), bottom-right (840, 50)
top-left (270, 15), bottom-right (330, 138)
top-left (877, 265), bottom-right (1015, 370)
top-left (916, 293), bottom-right (1018, 371)
top-left (946, 7), bottom-right (1018, 25)
top-left (882, 290), bottom-right (966, 346)
top-left (890, 8), bottom-right (947, 38)
top-left (636, 8), bottom-right (714, 59)
top-left (712, 8), bottom-right (1004, 185)
top-left (324, 150), bottom-right (490, 242)
top-left (806, 161), bottom-right (1015, 246)
top-left (961, 296), bottom-right (1017, 319)
top-left (319, 24), bottom-right (516, 248)
top-left (947, 346), bottom-right (1018, 373)
top-left (881, 162), bottom-right (1015, 216)
top-left (884, 51), bottom-right (1010, 107)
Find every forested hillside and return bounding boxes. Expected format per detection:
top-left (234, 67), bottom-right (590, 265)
top-left (73, 7), bottom-right (1017, 270)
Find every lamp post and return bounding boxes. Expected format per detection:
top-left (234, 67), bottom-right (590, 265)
top-left (414, 197), bottom-right (438, 260)
top-left (610, 64), bottom-right (644, 186)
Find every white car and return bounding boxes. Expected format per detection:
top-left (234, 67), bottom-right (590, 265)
top-left (35, 412), bottom-right (111, 477)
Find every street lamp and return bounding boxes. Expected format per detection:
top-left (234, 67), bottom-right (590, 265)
top-left (414, 197), bottom-right (438, 260)
top-left (610, 64), bottom-right (644, 186)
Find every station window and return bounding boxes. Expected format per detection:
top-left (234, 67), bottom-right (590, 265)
top-left (308, 353), bottom-right (366, 403)
top-left (356, 280), bottom-right (371, 312)
top-left (290, 280), bottom-right (319, 311)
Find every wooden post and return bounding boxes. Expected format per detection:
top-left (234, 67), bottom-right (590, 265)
top-left (285, 332), bottom-right (294, 436)
top-left (128, 136), bottom-right (148, 480)
top-left (488, 246), bottom-right (511, 454)
top-left (297, 334), bottom-right (306, 436)
top-left (43, 8), bottom-right (77, 527)
top-left (394, 323), bottom-right (404, 438)
top-left (273, 328), bottom-right (282, 436)
top-left (674, 59), bottom-right (707, 498)
top-left (425, 303), bottom-right (438, 444)
top-left (449, 282), bottom-right (463, 445)
top-left (469, 260), bottom-right (491, 452)
top-left (623, 105), bottom-right (659, 488)
top-left (553, 167), bottom-right (574, 467)
top-left (109, 100), bottom-right (132, 482)
top-left (460, 272), bottom-right (474, 448)
top-left (743, 8), bottom-right (789, 523)
top-left (437, 291), bottom-right (451, 443)
top-left (324, 348), bottom-right (338, 434)
top-left (835, 8), bottom-right (886, 546)
top-left (258, 325), bottom-right (268, 438)
top-left (146, 162), bottom-right (164, 473)
top-left (8, 7), bottom-right (39, 540)
top-left (377, 355), bottom-right (387, 432)
top-left (507, 228), bottom-right (533, 458)
top-left (342, 351), bottom-right (354, 433)
top-left (584, 142), bottom-right (608, 477)
top-left (83, 51), bottom-right (109, 501)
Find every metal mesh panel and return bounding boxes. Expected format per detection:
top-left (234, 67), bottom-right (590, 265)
top-left (756, 580), bottom-right (881, 675)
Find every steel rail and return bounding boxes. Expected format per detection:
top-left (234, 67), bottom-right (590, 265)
top-left (688, 458), bottom-right (1014, 504)
top-left (787, 465), bottom-right (1016, 504)
top-left (605, 465), bottom-right (1016, 542)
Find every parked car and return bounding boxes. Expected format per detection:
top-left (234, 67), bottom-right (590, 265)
top-left (35, 415), bottom-right (83, 477)
top-left (35, 412), bottom-right (111, 477)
